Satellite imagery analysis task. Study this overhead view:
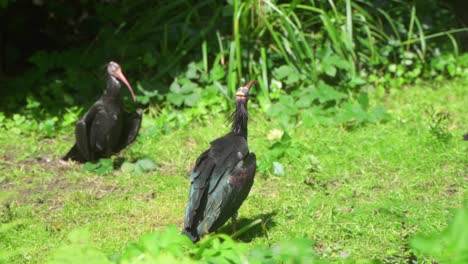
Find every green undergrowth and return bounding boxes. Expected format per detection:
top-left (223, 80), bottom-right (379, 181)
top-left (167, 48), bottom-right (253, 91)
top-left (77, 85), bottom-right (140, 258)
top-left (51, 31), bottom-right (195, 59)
top-left (0, 79), bottom-right (467, 263)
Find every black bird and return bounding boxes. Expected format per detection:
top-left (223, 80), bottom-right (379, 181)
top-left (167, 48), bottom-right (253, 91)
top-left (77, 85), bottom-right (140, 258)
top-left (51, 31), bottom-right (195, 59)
top-left (182, 80), bottom-right (257, 242)
top-left (63, 61), bottom-right (142, 162)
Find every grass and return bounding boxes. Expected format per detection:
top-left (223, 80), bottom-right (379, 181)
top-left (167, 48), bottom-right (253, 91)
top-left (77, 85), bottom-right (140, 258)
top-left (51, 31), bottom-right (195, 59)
top-left (0, 79), bottom-right (467, 263)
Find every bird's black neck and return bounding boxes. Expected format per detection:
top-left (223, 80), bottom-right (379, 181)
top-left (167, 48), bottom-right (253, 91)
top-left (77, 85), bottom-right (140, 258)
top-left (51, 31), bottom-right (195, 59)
top-left (103, 76), bottom-right (121, 99)
top-left (231, 100), bottom-right (248, 138)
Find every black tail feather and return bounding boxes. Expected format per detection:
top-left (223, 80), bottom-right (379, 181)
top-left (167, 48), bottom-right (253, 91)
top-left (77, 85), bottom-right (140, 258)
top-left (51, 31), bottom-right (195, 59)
top-left (62, 144), bottom-right (87, 163)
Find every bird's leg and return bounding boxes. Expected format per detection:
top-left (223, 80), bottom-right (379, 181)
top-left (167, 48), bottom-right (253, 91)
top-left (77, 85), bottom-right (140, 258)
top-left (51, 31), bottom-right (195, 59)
top-left (232, 211), bottom-right (238, 234)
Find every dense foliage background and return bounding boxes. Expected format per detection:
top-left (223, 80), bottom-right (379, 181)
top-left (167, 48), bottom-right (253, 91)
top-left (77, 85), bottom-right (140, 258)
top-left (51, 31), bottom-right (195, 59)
top-left (0, 0), bottom-right (467, 263)
top-left (1, 0), bottom-right (467, 116)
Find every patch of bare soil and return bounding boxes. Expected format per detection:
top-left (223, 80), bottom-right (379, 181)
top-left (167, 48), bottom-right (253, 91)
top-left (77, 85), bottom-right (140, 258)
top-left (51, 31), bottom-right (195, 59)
top-left (1, 156), bottom-right (121, 212)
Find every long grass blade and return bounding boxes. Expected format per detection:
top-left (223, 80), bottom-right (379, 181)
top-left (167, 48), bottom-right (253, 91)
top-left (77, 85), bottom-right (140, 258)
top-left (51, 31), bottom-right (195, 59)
top-left (227, 41), bottom-right (237, 96)
top-left (345, 0), bottom-right (353, 49)
top-left (202, 40), bottom-right (208, 72)
top-left (406, 5), bottom-right (416, 51)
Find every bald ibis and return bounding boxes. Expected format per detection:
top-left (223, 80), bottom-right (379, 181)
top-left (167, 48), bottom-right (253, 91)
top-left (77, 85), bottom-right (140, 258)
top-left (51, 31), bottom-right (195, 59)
top-left (182, 80), bottom-right (257, 242)
top-left (63, 61), bottom-right (143, 162)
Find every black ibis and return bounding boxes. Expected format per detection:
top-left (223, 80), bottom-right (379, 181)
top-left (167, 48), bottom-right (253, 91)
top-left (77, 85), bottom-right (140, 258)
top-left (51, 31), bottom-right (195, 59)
top-left (63, 61), bottom-right (143, 163)
top-left (182, 80), bottom-right (257, 242)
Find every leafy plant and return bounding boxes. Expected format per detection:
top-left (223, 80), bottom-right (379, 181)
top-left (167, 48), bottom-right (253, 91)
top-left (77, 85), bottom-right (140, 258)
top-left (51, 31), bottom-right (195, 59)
top-left (410, 201), bottom-right (468, 263)
top-left (426, 107), bottom-right (453, 142)
top-left (47, 229), bottom-right (113, 264)
top-left (121, 158), bottom-right (157, 174)
top-left (45, 225), bottom-right (321, 264)
top-left (259, 131), bottom-right (308, 175)
top-left (3, 0), bottom-right (467, 119)
top-left (118, 225), bottom-right (193, 263)
top-left (82, 159), bottom-right (114, 175)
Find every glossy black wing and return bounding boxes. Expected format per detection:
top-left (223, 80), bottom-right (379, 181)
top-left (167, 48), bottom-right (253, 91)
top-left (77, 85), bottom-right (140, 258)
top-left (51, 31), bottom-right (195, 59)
top-left (63, 102), bottom-right (100, 162)
top-left (89, 104), bottom-right (123, 158)
top-left (182, 133), bottom-right (251, 242)
top-left (182, 149), bottom-right (214, 241)
top-left (197, 151), bottom-right (256, 235)
top-left (115, 108), bottom-right (143, 153)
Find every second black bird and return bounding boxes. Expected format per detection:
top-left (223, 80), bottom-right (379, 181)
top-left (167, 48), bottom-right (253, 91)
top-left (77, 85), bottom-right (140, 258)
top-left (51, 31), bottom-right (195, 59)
top-left (63, 61), bottom-right (142, 162)
top-left (182, 80), bottom-right (257, 242)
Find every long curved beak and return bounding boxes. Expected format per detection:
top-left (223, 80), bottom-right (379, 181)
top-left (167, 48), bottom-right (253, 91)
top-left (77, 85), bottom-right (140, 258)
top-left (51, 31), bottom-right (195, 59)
top-left (113, 68), bottom-right (136, 102)
top-left (244, 80), bottom-right (257, 90)
top-left (236, 80), bottom-right (257, 97)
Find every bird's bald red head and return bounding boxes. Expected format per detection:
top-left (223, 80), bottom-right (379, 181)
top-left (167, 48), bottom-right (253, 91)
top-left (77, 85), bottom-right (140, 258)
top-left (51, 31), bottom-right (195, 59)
top-left (236, 80), bottom-right (257, 100)
top-left (107, 61), bottom-right (136, 102)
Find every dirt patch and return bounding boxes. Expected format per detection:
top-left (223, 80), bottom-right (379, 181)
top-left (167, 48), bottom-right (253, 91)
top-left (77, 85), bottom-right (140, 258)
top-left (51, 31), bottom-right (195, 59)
top-left (1, 156), bottom-right (120, 211)
top-left (12, 175), bottom-right (120, 210)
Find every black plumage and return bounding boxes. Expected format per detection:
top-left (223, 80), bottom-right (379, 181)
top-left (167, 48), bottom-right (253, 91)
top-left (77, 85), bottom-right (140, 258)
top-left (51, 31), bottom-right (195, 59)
top-left (182, 80), bottom-right (257, 242)
top-left (63, 61), bottom-right (142, 162)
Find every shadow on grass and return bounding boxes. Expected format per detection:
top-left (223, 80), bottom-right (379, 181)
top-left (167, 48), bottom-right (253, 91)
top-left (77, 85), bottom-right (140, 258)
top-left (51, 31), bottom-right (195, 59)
top-left (218, 211), bottom-right (277, 242)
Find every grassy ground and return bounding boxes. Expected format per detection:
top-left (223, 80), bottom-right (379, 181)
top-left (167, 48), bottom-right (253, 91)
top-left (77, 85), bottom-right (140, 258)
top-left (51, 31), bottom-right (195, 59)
top-left (0, 79), bottom-right (466, 263)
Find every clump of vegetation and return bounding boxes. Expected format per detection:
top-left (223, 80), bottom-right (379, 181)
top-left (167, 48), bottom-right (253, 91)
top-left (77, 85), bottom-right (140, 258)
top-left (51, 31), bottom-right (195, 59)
top-left (411, 201), bottom-right (468, 263)
top-left (42, 201), bottom-right (468, 264)
top-left (45, 225), bottom-right (320, 264)
top-left (2, 0), bottom-right (467, 117)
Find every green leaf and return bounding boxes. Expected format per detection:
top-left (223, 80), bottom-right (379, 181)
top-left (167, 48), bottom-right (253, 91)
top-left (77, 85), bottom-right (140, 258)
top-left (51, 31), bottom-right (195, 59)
top-left (180, 82), bottom-right (198, 94)
top-left (82, 162), bottom-right (100, 172)
top-left (210, 63), bottom-right (225, 81)
top-left (167, 93), bottom-right (185, 106)
top-left (185, 62), bottom-right (199, 79)
top-left (47, 229), bottom-right (113, 264)
top-left (273, 65), bottom-right (295, 80)
top-left (169, 81), bottom-right (181, 94)
top-left (328, 55), bottom-right (350, 70)
top-left (312, 82), bottom-right (347, 103)
top-left (323, 64), bottom-right (337, 77)
top-left (368, 105), bottom-right (390, 122)
top-left (272, 162), bottom-right (285, 176)
top-left (273, 238), bottom-right (317, 262)
top-left (336, 102), bottom-right (367, 124)
top-left (410, 202), bottom-right (468, 263)
top-left (96, 159), bottom-right (113, 175)
top-left (296, 96), bottom-right (313, 108)
top-left (184, 92), bottom-right (201, 107)
top-left (357, 92), bottom-right (369, 110)
top-left (121, 161), bottom-right (135, 173)
top-left (135, 159), bottom-right (157, 173)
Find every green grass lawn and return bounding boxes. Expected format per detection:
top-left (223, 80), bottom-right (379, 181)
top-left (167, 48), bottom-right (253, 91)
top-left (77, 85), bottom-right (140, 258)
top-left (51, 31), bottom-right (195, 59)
top-left (0, 79), bottom-right (466, 263)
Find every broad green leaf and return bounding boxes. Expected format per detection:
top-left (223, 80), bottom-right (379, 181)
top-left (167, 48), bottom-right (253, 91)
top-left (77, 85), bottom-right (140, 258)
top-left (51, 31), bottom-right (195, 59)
top-left (411, 202), bottom-right (468, 263)
top-left (169, 81), bottom-right (181, 94)
top-left (167, 93), bottom-right (185, 106)
top-left (273, 65), bottom-right (295, 80)
top-left (357, 92), bottom-right (369, 110)
top-left (184, 92), bottom-right (201, 107)
top-left (95, 159), bottom-right (113, 175)
top-left (82, 162), bottom-right (100, 172)
top-left (323, 64), bottom-right (337, 77)
top-left (121, 161), bottom-right (135, 173)
top-left (210, 63), bottom-right (225, 81)
top-left (313, 82), bottom-right (347, 103)
top-left (47, 229), bottom-right (113, 264)
top-left (180, 82), bottom-right (198, 94)
top-left (136, 159), bottom-right (157, 172)
top-left (185, 62), bottom-right (199, 79)
top-left (273, 162), bottom-right (285, 176)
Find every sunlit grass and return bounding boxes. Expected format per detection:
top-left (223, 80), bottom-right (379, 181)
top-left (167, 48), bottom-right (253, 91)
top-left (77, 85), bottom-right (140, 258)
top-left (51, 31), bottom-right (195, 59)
top-left (0, 79), bottom-right (466, 263)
